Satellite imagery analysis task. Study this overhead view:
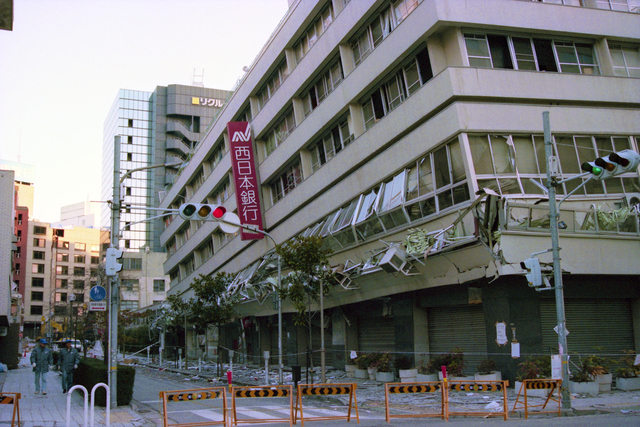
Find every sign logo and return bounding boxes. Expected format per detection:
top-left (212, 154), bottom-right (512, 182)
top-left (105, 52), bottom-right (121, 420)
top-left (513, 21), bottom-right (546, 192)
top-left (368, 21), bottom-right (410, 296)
top-left (192, 97), bottom-right (224, 107)
top-left (231, 123), bottom-right (251, 142)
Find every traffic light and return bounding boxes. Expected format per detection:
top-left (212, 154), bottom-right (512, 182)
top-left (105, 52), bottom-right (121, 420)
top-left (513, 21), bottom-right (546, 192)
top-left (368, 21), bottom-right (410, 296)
top-left (179, 203), bottom-right (228, 221)
top-left (105, 247), bottom-right (123, 276)
top-left (581, 149), bottom-right (640, 180)
top-left (520, 257), bottom-right (542, 288)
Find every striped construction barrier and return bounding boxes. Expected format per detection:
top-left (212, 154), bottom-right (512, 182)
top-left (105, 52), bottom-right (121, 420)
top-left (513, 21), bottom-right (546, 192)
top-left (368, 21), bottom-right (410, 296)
top-left (231, 385), bottom-right (294, 427)
top-left (159, 387), bottom-right (227, 427)
top-left (0, 393), bottom-right (21, 427)
top-left (295, 383), bottom-right (359, 425)
top-left (384, 381), bottom-right (446, 422)
top-left (511, 379), bottom-right (562, 419)
top-left (446, 380), bottom-right (510, 421)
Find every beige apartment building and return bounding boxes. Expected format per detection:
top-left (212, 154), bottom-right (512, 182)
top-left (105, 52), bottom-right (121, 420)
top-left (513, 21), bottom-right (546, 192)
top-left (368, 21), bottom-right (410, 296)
top-left (158, 0), bottom-right (640, 381)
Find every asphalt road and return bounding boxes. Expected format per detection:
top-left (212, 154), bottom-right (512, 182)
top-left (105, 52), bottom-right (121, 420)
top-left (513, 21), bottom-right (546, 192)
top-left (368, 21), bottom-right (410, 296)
top-left (131, 367), bottom-right (640, 426)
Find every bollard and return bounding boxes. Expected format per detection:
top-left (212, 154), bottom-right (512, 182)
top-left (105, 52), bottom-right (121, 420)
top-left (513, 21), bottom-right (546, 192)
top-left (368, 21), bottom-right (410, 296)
top-left (264, 351), bottom-right (270, 385)
top-left (292, 365), bottom-right (301, 389)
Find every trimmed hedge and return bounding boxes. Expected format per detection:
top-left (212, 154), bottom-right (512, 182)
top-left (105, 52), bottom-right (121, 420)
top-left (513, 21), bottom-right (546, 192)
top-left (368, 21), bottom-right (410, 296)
top-left (75, 358), bottom-right (135, 406)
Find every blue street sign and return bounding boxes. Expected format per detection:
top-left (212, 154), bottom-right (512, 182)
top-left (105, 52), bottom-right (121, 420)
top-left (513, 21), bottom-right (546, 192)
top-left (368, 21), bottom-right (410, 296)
top-left (90, 285), bottom-right (107, 302)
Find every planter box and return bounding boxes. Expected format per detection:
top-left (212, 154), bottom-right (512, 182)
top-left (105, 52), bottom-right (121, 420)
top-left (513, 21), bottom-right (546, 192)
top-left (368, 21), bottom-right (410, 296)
top-left (376, 371), bottom-right (395, 382)
top-left (439, 372), bottom-right (473, 381)
top-left (595, 373), bottom-right (612, 392)
top-left (474, 372), bottom-right (502, 382)
top-left (570, 380), bottom-right (599, 397)
top-left (345, 365), bottom-right (356, 378)
top-left (616, 377), bottom-right (640, 391)
top-left (416, 373), bottom-right (438, 382)
top-left (399, 369), bottom-right (417, 383)
top-left (514, 381), bottom-right (551, 398)
top-left (355, 368), bottom-right (368, 379)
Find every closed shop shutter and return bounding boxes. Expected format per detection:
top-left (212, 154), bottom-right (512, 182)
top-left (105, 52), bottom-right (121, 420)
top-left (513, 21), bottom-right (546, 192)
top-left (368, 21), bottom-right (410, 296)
top-left (540, 299), bottom-right (634, 355)
top-left (428, 304), bottom-right (487, 375)
top-left (358, 316), bottom-right (395, 353)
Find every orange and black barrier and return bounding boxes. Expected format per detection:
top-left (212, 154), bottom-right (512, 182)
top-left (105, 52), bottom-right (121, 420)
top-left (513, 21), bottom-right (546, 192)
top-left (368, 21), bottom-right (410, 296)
top-left (231, 385), bottom-right (293, 427)
top-left (0, 393), bottom-right (21, 427)
top-left (159, 387), bottom-right (227, 427)
top-left (511, 379), bottom-right (562, 419)
top-left (295, 383), bottom-right (359, 425)
top-left (384, 381), bottom-right (446, 422)
top-left (446, 380), bottom-right (510, 421)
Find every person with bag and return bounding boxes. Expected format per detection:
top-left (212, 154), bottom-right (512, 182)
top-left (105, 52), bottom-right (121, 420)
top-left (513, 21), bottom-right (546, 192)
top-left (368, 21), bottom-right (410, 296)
top-left (30, 338), bottom-right (53, 395)
top-left (58, 340), bottom-right (81, 393)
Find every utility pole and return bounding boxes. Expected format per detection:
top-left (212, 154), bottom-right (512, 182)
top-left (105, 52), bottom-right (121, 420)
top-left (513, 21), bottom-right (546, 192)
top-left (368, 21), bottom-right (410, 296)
top-left (109, 136), bottom-right (121, 409)
top-left (543, 112), bottom-right (571, 410)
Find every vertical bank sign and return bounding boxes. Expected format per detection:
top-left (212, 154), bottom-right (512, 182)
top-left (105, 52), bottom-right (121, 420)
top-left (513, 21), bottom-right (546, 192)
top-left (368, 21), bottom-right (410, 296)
top-left (227, 122), bottom-right (264, 240)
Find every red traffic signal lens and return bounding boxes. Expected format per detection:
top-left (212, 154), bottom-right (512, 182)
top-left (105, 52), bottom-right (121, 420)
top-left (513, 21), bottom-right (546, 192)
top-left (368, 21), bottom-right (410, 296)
top-left (212, 206), bottom-right (226, 219)
top-left (609, 152), bottom-right (630, 167)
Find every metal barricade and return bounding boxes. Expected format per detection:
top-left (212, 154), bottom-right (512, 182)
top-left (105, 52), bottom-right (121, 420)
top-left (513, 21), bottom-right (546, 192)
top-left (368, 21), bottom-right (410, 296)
top-left (446, 380), bottom-right (509, 421)
top-left (511, 379), bottom-right (562, 419)
top-left (159, 387), bottom-right (227, 427)
top-left (384, 382), bottom-right (446, 422)
top-left (231, 385), bottom-right (293, 427)
top-left (0, 392), bottom-right (21, 427)
top-left (295, 383), bottom-right (358, 425)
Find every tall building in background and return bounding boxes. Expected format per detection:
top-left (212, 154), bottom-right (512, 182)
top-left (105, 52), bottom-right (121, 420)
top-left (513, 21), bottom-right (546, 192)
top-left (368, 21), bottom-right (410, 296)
top-left (158, 0), bottom-right (640, 372)
top-left (0, 159), bottom-right (35, 217)
top-left (102, 85), bottom-right (231, 253)
top-left (59, 201), bottom-right (100, 229)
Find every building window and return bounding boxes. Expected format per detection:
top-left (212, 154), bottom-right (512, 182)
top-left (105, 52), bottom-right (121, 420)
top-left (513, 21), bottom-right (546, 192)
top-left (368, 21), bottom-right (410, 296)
top-left (610, 45), bottom-right (640, 77)
top-left (33, 251), bottom-right (45, 260)
top-left (121, 279), bottom-right (139, 291)
top-left (31, 291), bottom-right (44, 302)
top-left (351, 1), bottom-right (421, 66)
top-left (596, 0), bottom-right (638, 11)
top-left (122, 258), bottom-right (142, 270)
top-left (30, 305), bottom-right (43, 315)
top-left (153, 280), bottom-right (165, 292)
top-left (120, 300), bottom-right (138, 310)
top-left (32, 277), bottom-right (44, 287)
top-left (74, 255), bottom-right (86, 263)
top-left (310, 118), bottom-right (352, 172)
top-left (127, 135), bottom-right (133, 144)
top-left (74, 293), bottom-right (84, 302)
top-left (57, 253), bottom-right (69, 262)
top-left (91, 256), bottom-right (99, 264)
top-left (293, 3), bottom-right (334, 64)
top-left (264, 107), bottom-right (296, 157)
top-left (73, 280), bottom-right (84, 290)
top-left (270, 161), bottom-right (303, 203)
top-left (362, 47), bottom-right (433, 129)
top-left (128, 119), bottom-right (133, 127)
top-left (33, 238), bottom-right (45, 248)
top-left (32, 263), bottom-right (45, 274)
top-left (464, 33), bottom-right (600, 75)
top-left (301, 57), bottom-right (344, 118)
top-left (56, 279), bottom-right (68, 288)
top-left (56, 265), bottom-right (69, 275)
top-left (91, 244), bottom-right (100, 252)
top-left (33, 225), bottom-right (46, 235)
top-left (208, 179), bottom-right (230, 206)
top-left (57, 240), bottom-right (70, 250)
top-left (256, 60), bottom-right (289, 111)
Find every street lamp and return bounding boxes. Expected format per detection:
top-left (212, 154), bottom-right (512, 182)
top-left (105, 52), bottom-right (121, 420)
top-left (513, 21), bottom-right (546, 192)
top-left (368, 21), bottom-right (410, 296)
top-left (108, 135), bottom-right (186, 408)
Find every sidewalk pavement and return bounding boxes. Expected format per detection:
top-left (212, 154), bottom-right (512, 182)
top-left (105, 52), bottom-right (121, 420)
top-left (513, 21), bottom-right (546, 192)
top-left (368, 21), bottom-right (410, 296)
top-left (0, 355), bottom-right (155, 427)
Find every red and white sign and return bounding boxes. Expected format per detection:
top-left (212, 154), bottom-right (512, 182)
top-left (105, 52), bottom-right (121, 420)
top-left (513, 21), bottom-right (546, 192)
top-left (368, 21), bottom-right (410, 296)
top-left (227, 122), bottom-right (264, 240)
top-left (89, 302), bottom-right (107, 311)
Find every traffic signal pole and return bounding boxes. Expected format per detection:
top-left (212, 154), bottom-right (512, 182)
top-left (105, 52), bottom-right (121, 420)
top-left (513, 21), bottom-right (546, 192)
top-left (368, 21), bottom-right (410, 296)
top-left (543, 112), bottom-right (571, 410)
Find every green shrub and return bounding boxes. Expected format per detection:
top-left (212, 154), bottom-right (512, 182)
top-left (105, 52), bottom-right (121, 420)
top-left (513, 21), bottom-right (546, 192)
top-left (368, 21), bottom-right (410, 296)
top-left (75, 358), bottom-right (135, 406)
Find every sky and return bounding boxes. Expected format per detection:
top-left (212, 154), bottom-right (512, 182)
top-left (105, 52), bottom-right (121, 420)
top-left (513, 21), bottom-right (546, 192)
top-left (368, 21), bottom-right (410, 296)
top-left (0, 0), bottom-right (290, 223)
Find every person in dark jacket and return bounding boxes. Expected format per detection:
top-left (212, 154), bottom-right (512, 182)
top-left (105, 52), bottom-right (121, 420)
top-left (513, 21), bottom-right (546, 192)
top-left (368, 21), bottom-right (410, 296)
top-left (30, 338), bottom-right (53, 395)
top-left (58, 340), bottom-right (81, 393)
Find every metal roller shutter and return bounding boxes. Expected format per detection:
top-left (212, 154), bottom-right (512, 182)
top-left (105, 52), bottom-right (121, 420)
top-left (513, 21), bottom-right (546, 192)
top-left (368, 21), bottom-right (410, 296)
top-left (540, 299), bottom-right (635, 355)
top-left (358, 316), bottom-right (395, 353)
top-left (428, 305), bottom-right (487, 375)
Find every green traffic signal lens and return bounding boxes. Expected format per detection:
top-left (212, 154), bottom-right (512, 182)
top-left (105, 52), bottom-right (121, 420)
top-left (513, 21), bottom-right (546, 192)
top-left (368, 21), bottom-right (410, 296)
top-left (581, 162), bottom-right (603, 175)
top-left (592, 166), bottom-right (603, 175)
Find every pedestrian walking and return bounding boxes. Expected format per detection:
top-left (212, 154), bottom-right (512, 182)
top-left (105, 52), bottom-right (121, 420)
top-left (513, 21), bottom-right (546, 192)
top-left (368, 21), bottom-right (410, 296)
top-left (30, 338), bottom-right (53, 395)
top-left (58, 339), bottom-right (81, 393)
